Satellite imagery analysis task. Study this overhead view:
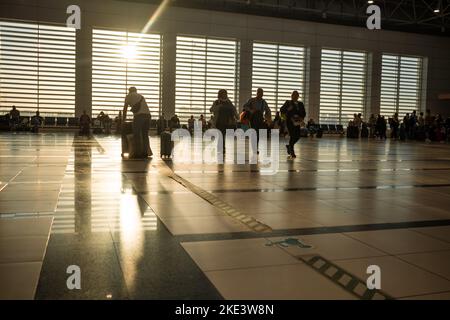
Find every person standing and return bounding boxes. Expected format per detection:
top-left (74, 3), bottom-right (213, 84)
top-left (280, 91), bottom-right (306, 159)
top-left (9, 105), bottom-right (20, 130)
top-left (390, 112), bottom-right (400, 139)
top-left (79, 110), bottom-right (91, 136)
top-left (123, 86), bottom-right (152, 159)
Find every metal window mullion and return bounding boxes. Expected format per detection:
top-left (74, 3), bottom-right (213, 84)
top-left (396, 56), bottom-right (401, 114)
top-left (338, 51), bottom-right (344, 125)
top-left (275, 44), bottom-right (280, 109)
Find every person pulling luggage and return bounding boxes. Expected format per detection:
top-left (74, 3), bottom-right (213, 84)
top-left (123, 86), bottom-right (152, 159)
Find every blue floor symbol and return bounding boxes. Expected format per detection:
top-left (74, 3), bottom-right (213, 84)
top-left (266, 238), bottom-right (313, 248)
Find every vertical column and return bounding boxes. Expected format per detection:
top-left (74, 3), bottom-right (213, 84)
top-left (306, 45), bottom-right (321, 122)
top-left (161, 32), bottom-right (176, 118)
top-left (367, 51), bottom-right (382, 118)
top-left (75, 23), bottom-right (92, 117)
top-left (238, 38), bottom-right (253, 112)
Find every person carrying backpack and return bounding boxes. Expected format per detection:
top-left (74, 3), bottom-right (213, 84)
top-left (280, 91), bottom-right (306, 159)
top-left (210, 89), bottom-right (238, 154)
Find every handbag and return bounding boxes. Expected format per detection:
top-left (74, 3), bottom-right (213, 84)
top-left (131, 96), bottom-right (143, 114)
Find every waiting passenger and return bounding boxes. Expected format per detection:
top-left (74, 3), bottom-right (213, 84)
top-left (368, 114), bottom-right (377, 138)
top-left (390, 113), bottom-right (400, 139)
top-left (123, 86), bottom-right (152, 159)
top-left (307, 118), bottom-right (317, 136)
top-left (169, 114), bottom-right (180, 131)
top-left (156, 113), bottom-right (167, 135)
top-left (280, 90), bottom-right (306, 159)
top-left (31, 111), bottom-right (43, 133)
top-left (9, 105), bottom-right (20, 130)
top-left (97, 111), bottom-right (111, 134)
top-left (377, 115), bottom-right (387, 140)
top-left (199, 114), bottom-right (207, 131)
top-left (188, 115), bottom-right (195, 134)
top-left (114, 111), bottom-right (123, 134)
top-left (79, 110), bottom-right (91, 136)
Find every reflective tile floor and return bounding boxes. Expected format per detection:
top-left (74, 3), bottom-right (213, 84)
top-left (1, 132), bottom-right (450, 299)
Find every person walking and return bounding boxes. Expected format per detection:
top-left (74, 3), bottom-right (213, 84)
top-left (210, 89), bottom-right (238, 154)
top-left (242, 88), bottom-right (271, 152)
top-left (280, 91), bottom-right (306, 159)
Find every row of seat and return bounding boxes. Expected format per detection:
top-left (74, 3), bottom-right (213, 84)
top-left (309, 124), bottom-right (345, 134)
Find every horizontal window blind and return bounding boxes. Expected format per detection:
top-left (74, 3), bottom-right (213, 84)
top-left (252, 42), bottom-right (305, 111)
top-left (319, 49), bottom-right (367, 125)
top-left (175, 36), bottom-right (238, 123)
top-left (92, 29), bottom-right (161, 119)
top-left (380, 54), bottom-right (423, 117)
top-left (0, 21), bottom-right (75, 116)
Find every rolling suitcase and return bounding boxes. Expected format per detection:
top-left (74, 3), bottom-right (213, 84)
top-left (160, 131), bottom-right (173, 159)
top-left (121, 122), bottom-right (133, 158)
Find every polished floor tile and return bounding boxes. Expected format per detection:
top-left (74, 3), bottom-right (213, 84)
top-left (268, 233), bottom-right (386, 261)
top-left (412, 226), bottom-right (450, 243)
top-left (182, 238), bottom-right (300, 271)
top-left (0, 262), bottom-right (43, 300)
top-left (205, 264), bottom-right (357, 300)
top-left (161, 215), bottom-right (249, 235)
top-left (2, 133), bottom-right (450, 300)
top-left (0, 217), bottom-right (53, 238)
top-left (344, 229), bottom-right (450, 255)
top-left (335, 256), bottom-right (450, 298)
top-left (398, 250), bottom-right (450, 280)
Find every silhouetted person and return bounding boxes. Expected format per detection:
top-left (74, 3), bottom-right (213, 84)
top-left (9, 105), bottom-right (20, 130)
top-left (115, 111), bottom-right (123, 134)
top-left (210, 89), bottom-right (238, 154)
top-left (280, 91), bottom-right (306, 159)
top-left (123, 86), bottom-right (152, 158)
top-left (169, 114), bottom-right (180, 131)
top-left (243, 88), bottom-right (271, 150)
top-left (188, 115), bottom-right (195, 134)
top-left (79, 110), bottom-right (91, 136)
top-left (157, 113), bottom-right (167, 135)
top-left (31, 111), bottom-right (43, 133)
top-left (390, 112), bottom-right (399, 139)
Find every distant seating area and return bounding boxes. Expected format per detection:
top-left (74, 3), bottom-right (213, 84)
top-left (307, 124), bottom-right (345, 137)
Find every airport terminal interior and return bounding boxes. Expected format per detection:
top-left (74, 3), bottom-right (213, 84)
top-left (1, 0), bottom-right (450, 300)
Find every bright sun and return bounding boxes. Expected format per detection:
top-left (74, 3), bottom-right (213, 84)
top-left (121, 44), bottom-right (137, 60)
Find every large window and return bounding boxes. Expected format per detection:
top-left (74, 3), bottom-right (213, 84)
top-left (175, 36), bottom-right (239, 122)
top-left (0, 21), bottom-right (75, 116)
top-left (380, 54), bottom-right (423, 117)
top-left (92, 29), bottom-right (161, 118)
top-left (252, 42), bottom-right (305, 110)
top-left (319, 49), bottom-right (367, 124)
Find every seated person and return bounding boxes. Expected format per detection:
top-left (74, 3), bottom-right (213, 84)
top-left (79, 110), bottom-right (91, 135)
top-left (98, 111), bottom-right (111, 134)
top-left (31, 111), bottom-right (43, 133)
top-left (307, 118), bottom-right (317, 135)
